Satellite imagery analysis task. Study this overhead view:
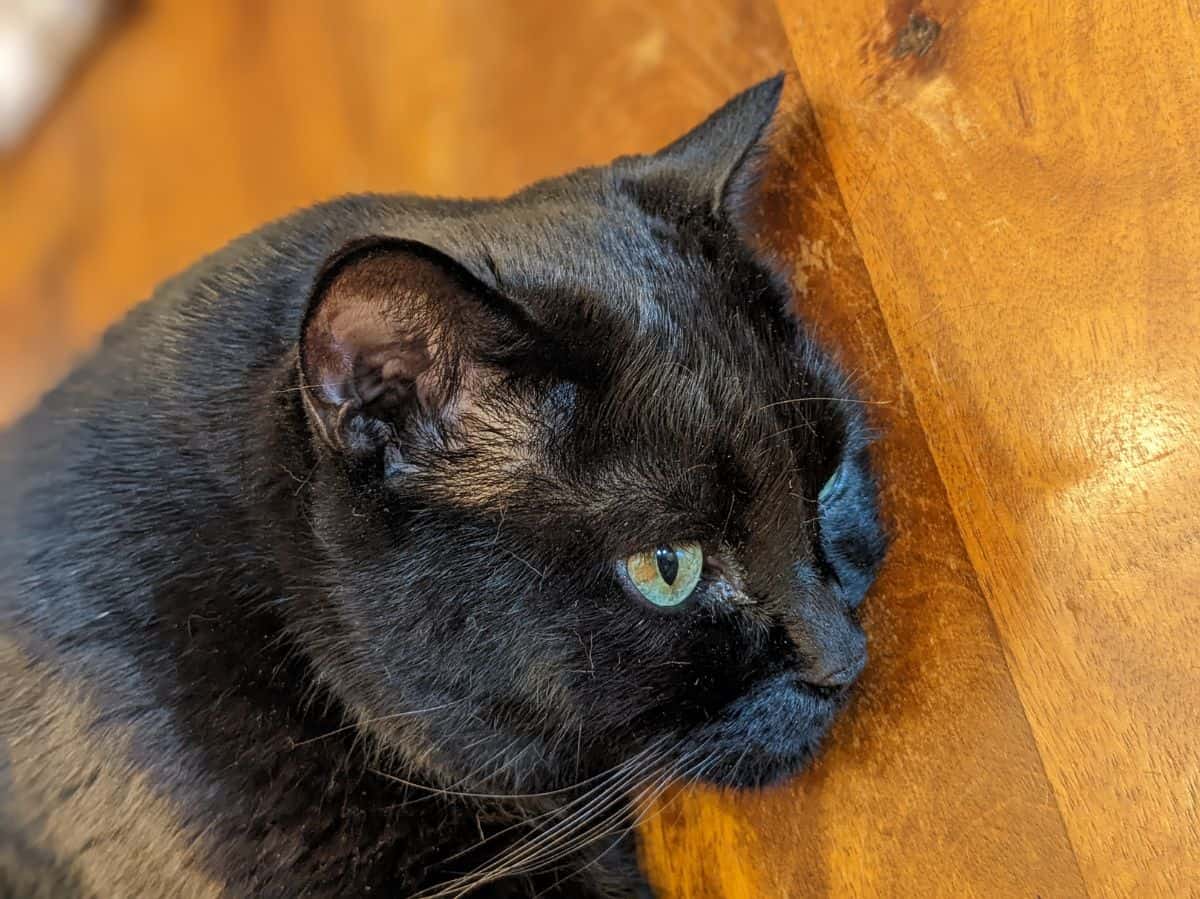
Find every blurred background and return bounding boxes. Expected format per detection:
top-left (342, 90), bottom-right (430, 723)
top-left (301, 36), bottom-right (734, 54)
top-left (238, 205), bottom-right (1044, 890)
top-left (2, 2), bottom-right (1197, 897)
top-left (0, 1), bottom-right (787, 424)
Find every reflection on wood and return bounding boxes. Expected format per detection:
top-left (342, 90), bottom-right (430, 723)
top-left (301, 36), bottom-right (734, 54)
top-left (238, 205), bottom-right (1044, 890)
top-left (781, 0), bottom-right (1200, 895)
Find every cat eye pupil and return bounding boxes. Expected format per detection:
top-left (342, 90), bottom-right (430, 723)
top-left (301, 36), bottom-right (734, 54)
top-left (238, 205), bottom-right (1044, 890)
top-left (655, 546), bottom-right (679, 585)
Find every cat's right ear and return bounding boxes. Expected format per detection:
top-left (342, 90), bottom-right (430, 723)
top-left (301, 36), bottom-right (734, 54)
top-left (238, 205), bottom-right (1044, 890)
top-left (646, 73), bottom-right (785, 225)
top-left (298, 239), bottom-right (529, 461)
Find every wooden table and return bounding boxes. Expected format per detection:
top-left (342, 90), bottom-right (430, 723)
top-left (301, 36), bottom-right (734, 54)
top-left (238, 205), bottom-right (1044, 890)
top-left (2, 2), bottom-right (1196, 896)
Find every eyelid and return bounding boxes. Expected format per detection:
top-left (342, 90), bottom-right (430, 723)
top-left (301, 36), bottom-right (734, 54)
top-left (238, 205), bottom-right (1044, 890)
top-left (703, 550), bottom-right (746, 592)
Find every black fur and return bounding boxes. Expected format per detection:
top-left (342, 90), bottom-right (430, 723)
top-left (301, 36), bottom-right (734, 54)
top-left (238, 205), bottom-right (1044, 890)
top-left (0, 75), bottom-right (885, 897)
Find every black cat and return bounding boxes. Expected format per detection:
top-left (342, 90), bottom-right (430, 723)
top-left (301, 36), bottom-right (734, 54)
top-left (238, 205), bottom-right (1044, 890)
top-left (0, 75), bottom-right (885, 898)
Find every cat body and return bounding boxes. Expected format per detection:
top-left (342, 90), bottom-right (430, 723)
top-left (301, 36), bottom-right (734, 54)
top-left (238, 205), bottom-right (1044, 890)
top-left (0, 77), bottom-right (885, 897)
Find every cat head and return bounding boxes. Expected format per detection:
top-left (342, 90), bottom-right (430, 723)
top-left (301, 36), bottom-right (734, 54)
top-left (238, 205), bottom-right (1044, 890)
top-left (292, 75), bottom-right (886, 792)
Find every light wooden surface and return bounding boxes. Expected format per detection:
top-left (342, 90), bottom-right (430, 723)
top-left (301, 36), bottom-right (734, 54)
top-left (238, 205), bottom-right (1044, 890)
top-left (779, 1), bottom-right (1200, 895)
top-left (1, 2), bottom-right (1196, 896)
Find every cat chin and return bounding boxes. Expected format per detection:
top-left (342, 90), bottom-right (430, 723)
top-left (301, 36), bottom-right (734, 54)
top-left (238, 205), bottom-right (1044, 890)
top-left (684, 725), bottom-right (834, 790)
top-left (695, 746), bottom-right (824, 790)
top-left (672, 674), bottom-right (847, 790)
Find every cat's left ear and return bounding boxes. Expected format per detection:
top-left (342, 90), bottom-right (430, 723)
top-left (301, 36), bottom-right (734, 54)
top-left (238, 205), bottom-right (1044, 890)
top-left (648, 73), bottom-right (784, 222)
top-left (297, 238), bottom-right (533, 461)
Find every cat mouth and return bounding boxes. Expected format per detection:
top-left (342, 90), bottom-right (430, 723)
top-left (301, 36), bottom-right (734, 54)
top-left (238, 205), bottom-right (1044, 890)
top-left (680, 676), bottom-right (848, 789)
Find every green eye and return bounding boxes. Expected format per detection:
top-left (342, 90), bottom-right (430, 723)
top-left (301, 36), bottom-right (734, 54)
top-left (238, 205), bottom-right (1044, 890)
top-left (624, 542), bottom-right (703, 608)
top-left (819, 462), bottom-right (847, 505)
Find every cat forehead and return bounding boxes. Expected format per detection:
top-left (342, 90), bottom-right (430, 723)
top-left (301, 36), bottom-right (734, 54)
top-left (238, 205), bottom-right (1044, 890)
top-left (490, 220), bottom-right (693, 308)
top-left (428, 173), bottom-right (726, 323)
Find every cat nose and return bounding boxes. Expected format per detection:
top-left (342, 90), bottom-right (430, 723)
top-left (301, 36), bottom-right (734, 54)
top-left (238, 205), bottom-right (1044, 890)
top-left (798, 626), bottom-right (867, 688)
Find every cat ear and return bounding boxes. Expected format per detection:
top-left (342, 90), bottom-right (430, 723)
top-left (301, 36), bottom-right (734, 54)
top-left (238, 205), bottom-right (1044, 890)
top-left (649, 73), bottom-right (784, 222)
top-left (298, 239), bottom-right (528, 459)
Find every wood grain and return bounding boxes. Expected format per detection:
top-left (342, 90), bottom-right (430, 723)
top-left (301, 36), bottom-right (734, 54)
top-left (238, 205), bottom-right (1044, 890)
top-left (2, 0), bottom-right (1194, 895)
top-left (778, 0), bottom-right (1200, 895)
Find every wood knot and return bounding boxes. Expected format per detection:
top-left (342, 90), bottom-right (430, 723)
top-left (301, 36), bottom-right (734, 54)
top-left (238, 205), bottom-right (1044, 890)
top-left (892, 12), bottom-right (941, 59)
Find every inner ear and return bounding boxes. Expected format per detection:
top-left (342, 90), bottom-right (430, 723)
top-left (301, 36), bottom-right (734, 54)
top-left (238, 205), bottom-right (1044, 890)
top-left (298, 238), bottom-right (528, 459)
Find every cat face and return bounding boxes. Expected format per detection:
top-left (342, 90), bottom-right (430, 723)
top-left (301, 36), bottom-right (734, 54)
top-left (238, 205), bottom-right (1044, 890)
top-left (294, 76), bottom-right (885, 794)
